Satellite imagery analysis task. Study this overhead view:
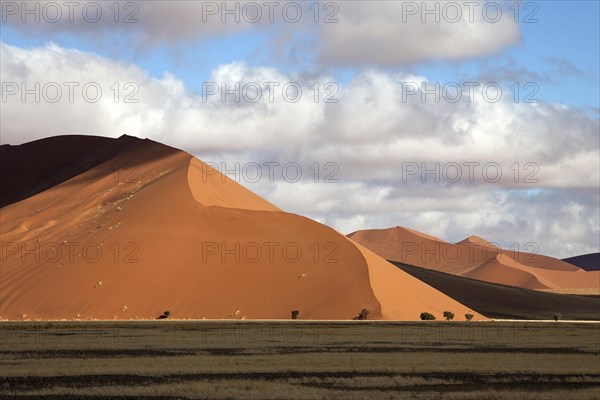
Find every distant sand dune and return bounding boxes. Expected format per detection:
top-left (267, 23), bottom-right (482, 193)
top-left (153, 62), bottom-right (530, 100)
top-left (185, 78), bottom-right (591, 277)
top-left (349, 226), bottom-right (600, 291)
top-left (392, 261), bottom-right (600, 321)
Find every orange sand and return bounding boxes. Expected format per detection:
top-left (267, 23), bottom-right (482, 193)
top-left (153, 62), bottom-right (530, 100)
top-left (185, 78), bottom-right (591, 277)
top-left (0, 136), bottom-right (478, 321)
top-left (349, 227), bottom-right (600, 291)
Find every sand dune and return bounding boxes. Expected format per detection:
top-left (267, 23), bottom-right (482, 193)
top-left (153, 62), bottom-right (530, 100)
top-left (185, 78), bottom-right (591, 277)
top-left (392, 261), bottom-right (600, 321)
top-left (458, 235), bottom-right (493, 247)
top-left (562, 253), bottom-right (600, 271)
top-left (465, 254), bottom-right (550, 290)
top-left (0, 135), bottom-right (479, 321)
top-left (349, 227), bottom-right (600, 291)
top-left (502, 250), bottom-right (581, 272)
top-left (348, 227), bottom-right (495, 276)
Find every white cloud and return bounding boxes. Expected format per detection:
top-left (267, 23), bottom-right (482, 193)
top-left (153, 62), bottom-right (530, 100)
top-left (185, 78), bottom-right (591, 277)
top-left (1, 41), bottom-right (598, 258)
top-left (2, 1), bottom-right (521, 66)
top-left (315, 1), bottom-right (521, 66)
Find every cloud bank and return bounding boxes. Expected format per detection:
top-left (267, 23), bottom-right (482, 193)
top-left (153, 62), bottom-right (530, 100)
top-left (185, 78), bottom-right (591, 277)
top-left (1, 41), bottom-right (598, 258)
top-left (2, 1), bottom-right (521, 66)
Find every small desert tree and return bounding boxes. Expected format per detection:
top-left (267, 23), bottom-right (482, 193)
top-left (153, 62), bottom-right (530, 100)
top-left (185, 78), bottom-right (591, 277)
top-left (554, 313), bottom-right (561, 322)
top-left (291, 310), bottom-right (299, 320)
top-left (356, 309), bottom-right (371, 320)
top-left (465, 313), bottom-right (474, 321)
top-left (443, 311), bottom-right (455, 321)
top-left (420, 312), bottom-right (436, 321)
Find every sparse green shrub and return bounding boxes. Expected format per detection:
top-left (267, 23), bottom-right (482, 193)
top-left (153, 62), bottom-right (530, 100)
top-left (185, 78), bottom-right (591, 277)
top-left (554, 313), bottom-right (561, 322)
top-left (443, 311), bottom-right (455, 321)
top-left (420, 312), bottom-right (436, 321)
top-left (465, 313), bottom-right (474, 321)
top-left (291, 310), bottom-right (299, 320)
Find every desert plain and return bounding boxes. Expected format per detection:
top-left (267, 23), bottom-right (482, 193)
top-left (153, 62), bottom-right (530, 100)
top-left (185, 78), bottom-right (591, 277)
top-left (1, 321), bottom-right (600, 399)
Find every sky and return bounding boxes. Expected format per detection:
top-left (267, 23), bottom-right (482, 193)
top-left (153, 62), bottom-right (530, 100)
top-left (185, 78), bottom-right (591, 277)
top-left (1, 0), bottom-right (599, 258)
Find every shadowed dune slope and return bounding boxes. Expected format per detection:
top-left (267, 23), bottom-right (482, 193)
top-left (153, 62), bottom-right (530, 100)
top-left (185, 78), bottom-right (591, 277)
top-left (349, 227), bottom-right (600, 291)
top-left (0, 135), bottom-right (143, 208)
top-left (563, 253), bottom-right (600, 271)
top-left (391, 261), bottom-right (600, 320)
top-left (0, 135), bottom-right (479, 321)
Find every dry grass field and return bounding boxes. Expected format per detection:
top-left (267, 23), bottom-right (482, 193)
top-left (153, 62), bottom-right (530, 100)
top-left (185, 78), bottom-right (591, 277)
top-left (1, 321), bottom-right (599, 399)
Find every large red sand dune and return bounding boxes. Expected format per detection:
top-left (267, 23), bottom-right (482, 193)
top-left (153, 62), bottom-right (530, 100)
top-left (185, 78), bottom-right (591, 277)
top-left (0, 135), bottom-right (479, 321)
top-left (348, 227), bottom-right (600, 291)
